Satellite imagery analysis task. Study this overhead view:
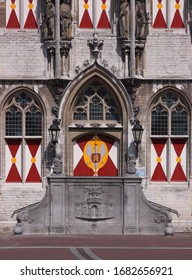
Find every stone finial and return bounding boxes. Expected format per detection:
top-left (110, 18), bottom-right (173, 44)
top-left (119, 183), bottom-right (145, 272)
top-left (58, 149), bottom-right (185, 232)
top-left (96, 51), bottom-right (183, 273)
top-left (88, 33), bottom-right (104, 61)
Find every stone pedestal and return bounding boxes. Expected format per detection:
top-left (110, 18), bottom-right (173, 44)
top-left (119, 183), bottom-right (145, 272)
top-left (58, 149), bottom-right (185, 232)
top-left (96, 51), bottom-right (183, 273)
top-left (13, 176), bottom-right (173, 235)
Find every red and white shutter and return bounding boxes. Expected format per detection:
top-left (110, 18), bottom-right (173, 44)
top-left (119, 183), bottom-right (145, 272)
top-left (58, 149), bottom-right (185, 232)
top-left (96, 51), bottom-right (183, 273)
top-left (79, 0), bottom-right (93, 28)
top-left (151, 139), bottom-right (167, 181)
top-left (6, 0), bottom-right (20, 29)
top-left (170, 0), bottom-right (184, 28)
top-left (153, 0), bottom-right (167, 28)
top-left (25, 139), bottom-right (42, 183)
top-left (73, 134), bottom-right (118, 176)
top-left (24, 0), bottom-right (38, 29)
top-left (5, 139), bottom-right (22, 182)
top-left (170, 139), bottom-right (187, 181)
top-left (96, 0), bottom-right (111, 29)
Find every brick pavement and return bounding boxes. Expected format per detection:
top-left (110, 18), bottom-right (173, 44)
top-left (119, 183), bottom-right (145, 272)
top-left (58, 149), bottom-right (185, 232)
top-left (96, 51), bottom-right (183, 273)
top-left (0, 233), bottom-right (191, 260)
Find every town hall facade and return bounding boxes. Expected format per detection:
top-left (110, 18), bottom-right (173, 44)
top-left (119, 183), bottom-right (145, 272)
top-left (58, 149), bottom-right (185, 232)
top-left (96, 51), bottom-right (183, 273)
top-left (0, 0), bottom-right (192, 233)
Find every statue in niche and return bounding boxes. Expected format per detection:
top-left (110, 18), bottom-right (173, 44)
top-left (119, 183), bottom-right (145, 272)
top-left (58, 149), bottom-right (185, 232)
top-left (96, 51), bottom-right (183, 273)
top-left (60, 0), bottom-right (73, 39)
top-left (119, 0), bottom-right (130, 39)
top-left (135, 0), bottom-right (148, 40)
top-left (43, 0), bottom-right (55, 39)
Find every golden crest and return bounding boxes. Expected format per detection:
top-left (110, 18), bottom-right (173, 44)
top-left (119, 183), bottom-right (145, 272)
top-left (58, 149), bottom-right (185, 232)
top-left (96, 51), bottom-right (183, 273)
top-left (84, 135), bottom-right (108, 176)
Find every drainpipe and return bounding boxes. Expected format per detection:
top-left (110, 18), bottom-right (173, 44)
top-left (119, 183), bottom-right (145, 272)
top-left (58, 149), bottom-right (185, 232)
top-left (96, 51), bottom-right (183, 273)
top-left (55, 0), bottom-right (61, 78)
top-left (130, 0), bottom-right (136, 78)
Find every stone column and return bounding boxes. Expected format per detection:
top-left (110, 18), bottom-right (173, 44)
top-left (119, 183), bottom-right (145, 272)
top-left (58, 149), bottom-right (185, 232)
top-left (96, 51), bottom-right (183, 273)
top-left (60, 41), bottom-right (71, 77)
top-left (92, 0), bottom-right (97, 30)
top-left (135, 43), bottom-right (145, 77)
top-left (122, 41), bottom-right (130, 77)
top-left (47, 44), bottom-right (55, 78)
top-left (167, 0), bottom-right (171, 29)
top-left (55, 0), bottom-right (61, 78)
top-left (112, 0), bottom-right (117, 35)
top-left (130, 0), bottom-right (136, 77)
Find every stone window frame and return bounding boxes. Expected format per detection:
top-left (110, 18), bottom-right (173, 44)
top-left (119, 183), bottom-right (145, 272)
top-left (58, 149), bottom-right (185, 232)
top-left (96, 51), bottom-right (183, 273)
top-left (72, 83), bottom-right (121, 126)
top-left (5, 93), bottom-right (42, 137)
top-left (3, 90), bottom-right (44, 185)
top-left (149, 89), bottom-right (190, 184)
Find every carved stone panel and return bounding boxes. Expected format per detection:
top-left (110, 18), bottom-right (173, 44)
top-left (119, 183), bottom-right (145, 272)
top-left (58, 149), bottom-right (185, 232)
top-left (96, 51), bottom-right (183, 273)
top-left (75, 186), bottom-right (114, 221)
top-left (66, 182), bottom-right (122, 234)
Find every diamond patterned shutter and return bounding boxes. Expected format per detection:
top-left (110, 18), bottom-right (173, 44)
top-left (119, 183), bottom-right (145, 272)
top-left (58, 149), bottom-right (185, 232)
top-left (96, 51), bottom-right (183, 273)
top-left (25, 139), bottom-right (42, 183)
top-left (5, 139), bottom-right (22, 182)
top-left (153, 0), bottom-right (167, 28)
top-left (79, 0), bottom-right (93, 28)
top-left (24, 0), bottom-right (38, 29)
top-left (96, 0), bottom-right (111, 29)
top-left (170, 139), bottom-right (187, 181)
top-left (151, 138), bottom-right (167, 181)
top-left (73, 134), bottom-right (118, 176)
top-left (170, 0), bottom-right (184, 28)
top-left (6, 0), bottom-right (20, 28)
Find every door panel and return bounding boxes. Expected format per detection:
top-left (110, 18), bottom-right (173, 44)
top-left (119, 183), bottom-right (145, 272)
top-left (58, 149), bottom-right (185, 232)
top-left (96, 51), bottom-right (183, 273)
top-left (73, 134), bottom-right (118, 176)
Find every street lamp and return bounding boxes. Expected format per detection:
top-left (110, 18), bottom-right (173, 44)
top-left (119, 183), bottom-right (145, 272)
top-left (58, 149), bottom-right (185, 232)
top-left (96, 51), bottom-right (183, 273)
top-left (48, 119), bottom-right (60, 145)
top-left (132, 120), bottom-right (144, 145)
top-left (48, 119), bottom-right (62, 174)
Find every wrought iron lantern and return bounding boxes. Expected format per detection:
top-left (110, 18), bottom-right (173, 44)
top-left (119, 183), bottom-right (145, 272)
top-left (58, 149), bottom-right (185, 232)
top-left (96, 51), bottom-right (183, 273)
top-left (48, 119), bottom-right (60, 145)
top-left (132, 120), bottom-right (144, 145)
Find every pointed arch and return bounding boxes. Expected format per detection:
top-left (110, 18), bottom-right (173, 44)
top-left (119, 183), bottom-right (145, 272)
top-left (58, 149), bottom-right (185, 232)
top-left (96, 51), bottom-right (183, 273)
top-left (58, 63), bottom-right (133, 176)
top-left (58, 63), bottom-right (133, 120)
top-left (1, 87), bottom-right (46, 184)
top-left (147, 86), bottom-right (191, 184)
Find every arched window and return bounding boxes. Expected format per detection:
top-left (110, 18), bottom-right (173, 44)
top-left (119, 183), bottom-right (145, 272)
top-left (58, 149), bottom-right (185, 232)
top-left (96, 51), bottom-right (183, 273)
top-left (73, 84), bottom-right (120, 125)
top-left (4, 92), bottom-right (43, 183)
top-left (150, 91), bottom-right (189, 182)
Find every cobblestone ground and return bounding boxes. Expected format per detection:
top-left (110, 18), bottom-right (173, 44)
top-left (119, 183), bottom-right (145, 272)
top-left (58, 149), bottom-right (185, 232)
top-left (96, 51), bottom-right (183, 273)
top-left (0, 233), bottom-right (192, 260)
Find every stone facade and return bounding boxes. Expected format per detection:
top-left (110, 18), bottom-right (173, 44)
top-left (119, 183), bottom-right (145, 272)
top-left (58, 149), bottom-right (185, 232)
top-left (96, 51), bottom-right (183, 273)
top-left (0, 0), bottom-right (192, 233)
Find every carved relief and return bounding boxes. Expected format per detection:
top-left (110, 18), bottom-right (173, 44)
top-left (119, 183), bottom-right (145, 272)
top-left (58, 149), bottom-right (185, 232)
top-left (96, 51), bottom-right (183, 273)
top-left (75, 186), bottom-right (114, 221)
top-left (48, 80), bottom-right (69, 117)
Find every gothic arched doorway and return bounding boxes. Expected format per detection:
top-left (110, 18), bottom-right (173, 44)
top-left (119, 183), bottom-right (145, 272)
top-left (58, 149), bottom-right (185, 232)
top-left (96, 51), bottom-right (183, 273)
top-left (59, 66), bottom-right (132, 176)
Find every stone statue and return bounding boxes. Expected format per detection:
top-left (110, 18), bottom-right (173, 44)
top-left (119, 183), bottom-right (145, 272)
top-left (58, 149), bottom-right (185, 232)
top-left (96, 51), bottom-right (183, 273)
top-left (60, 0), bottom-right (72, 38)
top-left (135, 0), bottom-right (148, 40)
top-left (52, 156), bottom-right (63, 175)
top-left (119, 0), bottom-right (130, 38)
top-left (43, 0), bottom-right (55, 39)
